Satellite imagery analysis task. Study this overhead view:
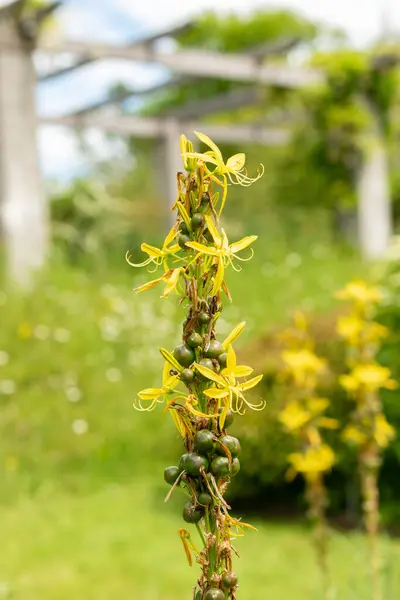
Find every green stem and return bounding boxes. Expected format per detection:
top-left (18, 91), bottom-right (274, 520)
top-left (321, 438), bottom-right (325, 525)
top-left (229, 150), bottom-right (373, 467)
top-left (195, 522), bottom-right (206, 548)
top-left (206, 507), bottom-right (217, 578)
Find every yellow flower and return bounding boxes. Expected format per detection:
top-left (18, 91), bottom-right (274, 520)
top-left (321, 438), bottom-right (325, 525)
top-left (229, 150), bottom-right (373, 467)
top-left (280, 397), bottom-right (338, 432)
top-left (186, 215), bottom-right (257, 295)
top-left (134, 362), bottom-right (180, 411)
top-left (225, 514), bottom-right (257, 537)
top-left (374, 414), bottom-right (396, 448)
top-left (194, 345), bottom-right (265, 423)
top-left (340, 363), bottom-right (397, 393)
top-left (337, 315), bottom-right (389, 345)
top-left (335, 279), bottom-right (382, 305)
top-left (342, 424), bottom-right (367, 446)
top-left (279, 400), bottom-right (310, 431)
top-left (282, 349), bottom-right (326, 385)
top-left (134, 267), bottom-right (184, 298)
top-left (182, 131), bottom-right (264, 214)
top-left (179, 134), bottom-right (197, 172)
top-left (336, 315), bottom-right (364, 343)
top-left (126, 226), bottom-right (181, 269)
top-left (288, 445), bottom-right (335, 478)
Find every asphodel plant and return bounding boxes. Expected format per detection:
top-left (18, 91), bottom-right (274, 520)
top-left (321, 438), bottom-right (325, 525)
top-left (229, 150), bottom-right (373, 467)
top-left (127, 131), bottom-right (265, 600)
top-left (278, 313), bottom-right (337, 599)
top-left (336, 280), bottom-right (397, 600)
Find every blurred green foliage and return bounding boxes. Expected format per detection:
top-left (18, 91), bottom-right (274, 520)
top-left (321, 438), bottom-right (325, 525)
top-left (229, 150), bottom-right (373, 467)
top-left (143, 9), bottom-right (325, 115)
top-left (280, 48), bottom-right (400, 220)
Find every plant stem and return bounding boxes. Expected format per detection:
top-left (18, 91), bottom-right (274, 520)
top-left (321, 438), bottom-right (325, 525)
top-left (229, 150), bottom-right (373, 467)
top-left (360, 450), bottom-right (382, 600)
top-left (306, 475), bottom-right (331, 600)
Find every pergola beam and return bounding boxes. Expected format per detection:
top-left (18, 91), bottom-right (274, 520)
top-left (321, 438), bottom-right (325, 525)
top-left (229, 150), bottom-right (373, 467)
top-left (36, 39), bottom-right (324, 88)
top-left (36, 21), bottom-right (194, 82)
top-left (40, 113), bottom-right (290, 145)
top-left (69, 76), bottom-right (187, 116)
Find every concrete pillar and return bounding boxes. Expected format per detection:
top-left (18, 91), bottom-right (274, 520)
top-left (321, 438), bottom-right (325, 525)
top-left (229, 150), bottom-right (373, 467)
top-left (357, 135), bottom-right (392, 259)
top-left (0, 9), bottom-right (47, 285)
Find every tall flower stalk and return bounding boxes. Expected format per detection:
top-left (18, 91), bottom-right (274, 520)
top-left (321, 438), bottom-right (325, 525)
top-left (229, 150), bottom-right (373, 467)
top-left (336, 280), bottom-right (397, 600)
top-left (127, 131), bottom-right (265, 600)
top-left (278, 313), bottom-right (337, 599)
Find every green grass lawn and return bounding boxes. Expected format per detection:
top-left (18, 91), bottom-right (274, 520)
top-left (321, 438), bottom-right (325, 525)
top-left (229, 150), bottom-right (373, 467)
top-left (0, 478), bottom-right (399, 600)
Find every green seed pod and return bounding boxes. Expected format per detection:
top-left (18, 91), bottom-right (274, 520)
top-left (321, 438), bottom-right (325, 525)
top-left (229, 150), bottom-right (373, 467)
top-left (222, 571), bottom-right (238, 589)
top-left (198, 312), bottom-right (210, 326)
top-left (198, 491), bottom-right (213, 505)
top-left (182, 502), bottom-right (204, 524)
top-left (217, 435), bottom-right (241, 458)
top-left (178, 234), bottom-right (190, 249)
top-left (174, 344), bottom-right (195, 367)
top-left (218, 352), bottom-right (227, 368)
top-left (187, 332), bottom-right (203, 348)
top-left (178, 453), bottom-right (190, 473)
top-left (231, 457), bottom-right (240, 476)
top-left (182, 453), bottom-right (209, 477)
top-left (204, 340), bottom-right (224, 358)
top-left (164, 466), bottom-right (180, 485)
top-left (194, 429), bottom-right (215, 454)
top-left (204, 588), bottom-right (224, 600)
top-left (180, 368), bottom-right (195, 383)
top-left (179, 221), bottom-right (189, 235)
top-left (210, 456), bottom-right (230, 478)
top-left (191, 213), bottom-right (205, 229)
top-left (197, 358), bottom-right (215, 381)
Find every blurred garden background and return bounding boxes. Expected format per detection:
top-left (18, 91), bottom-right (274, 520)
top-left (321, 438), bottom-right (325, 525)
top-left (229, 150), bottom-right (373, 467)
top-left (2, 0), bottom-right (400, 598)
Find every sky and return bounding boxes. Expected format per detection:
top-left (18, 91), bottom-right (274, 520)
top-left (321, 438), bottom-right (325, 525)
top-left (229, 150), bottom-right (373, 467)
top-left (2, 0), bottom-right (400, 178)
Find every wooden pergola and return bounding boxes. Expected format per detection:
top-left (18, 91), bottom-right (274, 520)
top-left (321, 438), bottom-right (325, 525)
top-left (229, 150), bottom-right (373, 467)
top-left (0, 0), bottom-right (392, 283)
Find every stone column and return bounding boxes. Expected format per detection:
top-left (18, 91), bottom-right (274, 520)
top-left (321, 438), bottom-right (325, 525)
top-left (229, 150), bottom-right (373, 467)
top-left (357, 133), bottom-right (392, 260)
top-left (155, 118), bottom-right (182, 230)
top-left (0, 7), bottom-right (47, 285)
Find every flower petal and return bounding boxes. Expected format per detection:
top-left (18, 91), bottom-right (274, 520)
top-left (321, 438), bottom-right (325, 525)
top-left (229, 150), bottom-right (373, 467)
top-left (167, 244), bottom-right (182, 255)
top-left (176, 203), bottom-right (192, 231)
top-left (160, 348), bottom-right (184, 372)
top-left (138, 387), bottom-right (164, 400)
top-left (226, 153), bottom-right (246, 172)
top-left (134, 276), bottom-right (164, 293)
top-left (185, 241), bottom-right (219, 256)
top-left (222, 321), bottom-right (246, 349)
top-left (182, 151), bottom-right (220, 166)
top-left (163, 226), bottom-right (177, 249)
top-left (205, 215), bottom-right (222, 247)
top-left (194, 363), bottom-right (226, 386)
top-left (226, 344), bottom-right (237, 374)
top-left (234, 365), bottom-right (253, 377)
top-left (161, 268), bottom-right (182, 298)
top-left (204, 387), bottom-right (229, 399)
top-left (239, 374), bottom-right (264, 391)
top-left (230, 236), bottom-right (258, 255)
top-left (194, 131), bottom-right (223, 161)
top-left (140, 243), bottom-right (164, 258)
top-left (211, 257), bottom-right (225, 296)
